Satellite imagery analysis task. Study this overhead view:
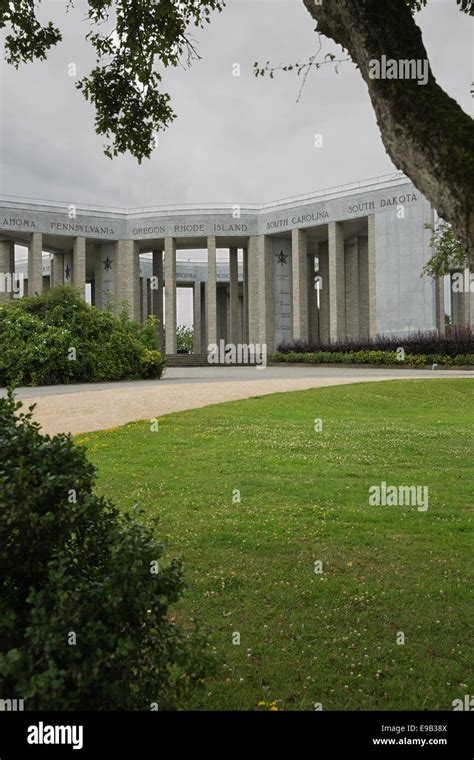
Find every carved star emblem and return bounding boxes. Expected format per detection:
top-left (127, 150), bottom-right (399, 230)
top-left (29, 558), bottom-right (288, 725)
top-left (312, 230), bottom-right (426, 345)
top-left (64, 265), bottom-right (71, 280)
top-left (276, 250), bottom-right (289, 266)
top-left (103, 256), bottom-right (112, 271)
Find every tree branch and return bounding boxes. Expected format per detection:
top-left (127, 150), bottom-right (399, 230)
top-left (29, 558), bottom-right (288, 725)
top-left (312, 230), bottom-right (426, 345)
top-left (302, 0), bottom-right (474, 266)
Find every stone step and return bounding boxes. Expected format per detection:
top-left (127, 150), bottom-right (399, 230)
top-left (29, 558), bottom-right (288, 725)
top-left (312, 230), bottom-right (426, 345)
top-left (165, 354), bottom-right (209, 367)
top-left (165, 353), bottom-right (259, 367)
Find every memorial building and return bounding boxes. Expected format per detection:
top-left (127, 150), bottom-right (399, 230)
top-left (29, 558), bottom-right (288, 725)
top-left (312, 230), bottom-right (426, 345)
top-left (0, 173), bottom-right (471, 357)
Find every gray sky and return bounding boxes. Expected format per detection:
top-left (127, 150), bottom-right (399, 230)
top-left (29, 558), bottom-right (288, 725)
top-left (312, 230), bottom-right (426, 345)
top-left (0, 0), bottom-right (471, 324)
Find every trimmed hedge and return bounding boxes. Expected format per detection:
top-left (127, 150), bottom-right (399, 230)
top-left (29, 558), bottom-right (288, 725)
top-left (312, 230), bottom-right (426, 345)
top-left (0, 286), bottom-right (165, 386)
top-left (277, 327), bottom-right (473, 358)
top-left (272, 350), bottom-right (474, 367)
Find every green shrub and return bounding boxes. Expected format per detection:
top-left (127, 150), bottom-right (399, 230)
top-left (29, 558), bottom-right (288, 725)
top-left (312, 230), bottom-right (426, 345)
top-left (271, 349), bottom-right (471, 367)
top-left (454, 353), bottom-right (474, 365)
top-left (0, 392), bottom-right (211, 709)
top-left (0, 287), bottom-right (166, 386)
top-left (140, 348), bottom-right (165, 379)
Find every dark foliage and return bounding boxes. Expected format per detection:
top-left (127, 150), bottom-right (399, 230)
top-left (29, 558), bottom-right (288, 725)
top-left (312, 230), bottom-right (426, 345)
top-left (277, 327), bottom-right (473, 358)
top-left (0, 391), bottom-right (212, 709)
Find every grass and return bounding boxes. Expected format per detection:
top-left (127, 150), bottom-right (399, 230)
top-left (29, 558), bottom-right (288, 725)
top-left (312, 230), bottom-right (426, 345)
top-left (77, 379), bottom-right (473, 711)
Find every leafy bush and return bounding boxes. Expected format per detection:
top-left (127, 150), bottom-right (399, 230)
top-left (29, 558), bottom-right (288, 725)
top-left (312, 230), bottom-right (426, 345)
top-left (0, 392), bottom-right (211, 709)
top-left (0, 286), bottom-right (166, 386)
top-left (277, 327), bottom-right (473, 358)
top-left (140, 348), bottom-right (165, 379)
top-left (271, 350), bottom-right (474, 367)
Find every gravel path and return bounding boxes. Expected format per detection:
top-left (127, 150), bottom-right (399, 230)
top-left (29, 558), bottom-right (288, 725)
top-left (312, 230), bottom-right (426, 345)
top-left (8, 366), bottom-right (471, 437)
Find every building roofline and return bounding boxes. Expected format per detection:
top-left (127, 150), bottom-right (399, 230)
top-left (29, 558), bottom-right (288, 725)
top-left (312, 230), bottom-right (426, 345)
top-left (0, 171), bottom-right (410, 217)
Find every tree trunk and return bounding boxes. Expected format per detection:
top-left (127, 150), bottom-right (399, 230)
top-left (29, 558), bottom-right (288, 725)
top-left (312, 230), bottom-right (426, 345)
top-left (303, 0), bottom-right (474, 268)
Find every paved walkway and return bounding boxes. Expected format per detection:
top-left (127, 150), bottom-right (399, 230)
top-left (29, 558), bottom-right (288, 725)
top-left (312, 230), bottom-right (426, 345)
top-left (3, 366), bottom-right (472, 437)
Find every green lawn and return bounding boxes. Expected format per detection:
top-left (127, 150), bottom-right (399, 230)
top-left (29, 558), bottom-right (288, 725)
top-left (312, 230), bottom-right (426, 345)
top-left (78, 379), bottom-right (473, 711)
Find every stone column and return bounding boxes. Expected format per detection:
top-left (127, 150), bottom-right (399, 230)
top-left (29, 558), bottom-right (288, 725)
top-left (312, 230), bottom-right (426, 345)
top-left (206, 236), bottom-right (217, 346)
top-left (51, 253), bottom-right (64, 287)
top-left (435, 276), bottom-right (445, 336)
top-left (257, 235), bottom-right (274, 353)
top-left (94, 245), bottom-right (102, 310)
top-left (193, 280), bottom-right (202, 353)
top-left (217, 285), bottom-right (227, 341)
top-left (115, 239), bottom-right (140, 320)
top-left (152, 250), bottom-right (164, 352)
top-left (345, 239), bottom-right (359, 341)
top-left (451, 274), bottom-right (460, 325)
top-left (0, 240), bottom-right (15, 303)
top-left (247, 236), bottom-right (259, 344)
top-left (141, 277), bottom-right (149, 325)
top-left (357, 236), bottom-right (370, 340)
top-left (229, 247), bottom-right (240, 344)
top-left (470, 286), bottom-right (474, 329)
top-left (317, 242), bottom-right (330, 345)
top-left (226, 287), bottom-right (231, 342)
top-left (453, 280), bottom-right (471, 327)
top-left (328, 221), bottom-right (345, 343)
top-left (291, 228), bottom-right (309, 342)
top-left (28, 232), bottom-right (43, 296)
top-left (459, 268), bottom-right (471, 326)
top-left (72, 236), bottom-right (86, 299)
top-left (242, 246), bottom-right (249, 343)
top-left (164, 237), bottom-right (177, 354)
top-left (63, 251), bottom-right (73, 286)
top-left (201, 283), bottom-right (207, 349)
top-left (308, 252), bottom-right (319, 343)
top-left (368, 214), bottom-right (377, 338)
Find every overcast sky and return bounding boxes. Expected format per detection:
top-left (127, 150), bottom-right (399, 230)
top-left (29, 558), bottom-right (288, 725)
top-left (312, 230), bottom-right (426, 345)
top-left (0, 0), bottom-right (471, 324)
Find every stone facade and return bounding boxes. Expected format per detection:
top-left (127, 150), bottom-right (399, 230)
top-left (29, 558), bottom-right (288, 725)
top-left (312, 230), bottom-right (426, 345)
top-left (0, 174), bottom-right (471, 356)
